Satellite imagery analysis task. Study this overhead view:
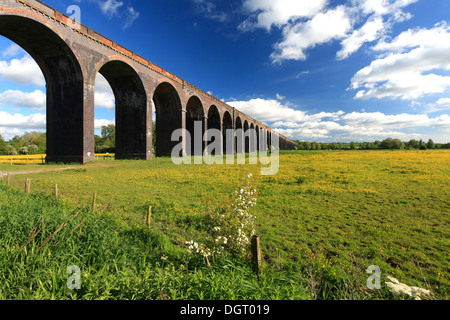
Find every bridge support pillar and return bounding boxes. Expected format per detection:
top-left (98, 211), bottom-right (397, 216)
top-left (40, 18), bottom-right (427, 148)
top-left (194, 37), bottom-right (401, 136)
top-left (46, 79), bottom-right (95, 164)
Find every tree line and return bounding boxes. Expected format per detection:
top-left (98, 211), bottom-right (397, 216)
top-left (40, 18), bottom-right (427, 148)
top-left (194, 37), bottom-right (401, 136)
top-left (0, 124), bottom-right (156, 155)
top-left (0, 131), bottom-right (46, 155)
top-left (295, 138), bottom-right (450, 151)
top-left (0, 128), bottom-right (117, 156)
top-left (1, 128), bottom-right (448, 156)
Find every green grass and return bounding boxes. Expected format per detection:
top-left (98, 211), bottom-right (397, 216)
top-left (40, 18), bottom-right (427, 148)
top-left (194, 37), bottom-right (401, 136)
top-left (0, 185), bottom-right (311, 300)
top-left (1, 150), bottom-right (449, 300)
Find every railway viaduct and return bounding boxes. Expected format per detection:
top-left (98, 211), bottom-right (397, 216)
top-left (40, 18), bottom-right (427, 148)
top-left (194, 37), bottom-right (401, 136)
top-left (0, 0), bottom-right (297, 163)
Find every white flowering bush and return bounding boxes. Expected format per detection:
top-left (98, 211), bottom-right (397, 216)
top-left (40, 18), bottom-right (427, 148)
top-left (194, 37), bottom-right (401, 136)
top-left (186, 173), bottom-right (257, 264)
top-left (385, 276), bottom-right (432, 300)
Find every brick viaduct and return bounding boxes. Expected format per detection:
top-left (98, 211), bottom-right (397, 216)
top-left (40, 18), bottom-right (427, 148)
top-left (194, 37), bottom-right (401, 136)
top-left (0, 0), bottom-right (297, 163)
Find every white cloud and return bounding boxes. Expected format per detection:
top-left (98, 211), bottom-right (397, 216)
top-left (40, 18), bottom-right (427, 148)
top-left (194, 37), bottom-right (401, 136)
top-left (337, 15), bottom-right (385, 60)
top-left (351, 22), bottom-right (450, 100)
top-left (122, 6), bottom-right (140, 30)
top-left (95, 73), bottom-right (115, 109)
top-left (228, 97), bottom-right (450, 142)
top-left (0, 90), bottom-right (46, 110)
top-left (0, 110), bottom-right (114, 138)
top-left (424, 98), bottom-right (450, 114)
top-left (98, 0), bottom-right (123, 18)
top-left (0, 55), bottom-right (45, 86)
top-left (354, 0), bottom-right (418, 16)
top-left (95, 118), bottom-right (115, 129)
top-left (229, 98), bottom-right (344, 123)
top-left (229, 98), bottom-right (306, 122)
top-left (0, 127), bottom-right (24, 140)
top-left (276, 93), bottom-right (285, 100)
top-left (1, 44), bottom-right (23, 59)
top-left (271, 5), bottom-right (352, 63)
top-left (436, 98), bottom-right (450, 108)
top-left (194, 0), bottom-right (228, 23)
top-left (95, 91), bottom-right (115, 110)
top-left (240, 0), bottom-right (328, 31)
top-left (240, 0), bottom-right (418, 63)
top-left (0, 72), bottom-right (114, 110)
top-left (0, 111), bottom-right (46, 129)
top-left (341, 111), bottom-right (450, 129)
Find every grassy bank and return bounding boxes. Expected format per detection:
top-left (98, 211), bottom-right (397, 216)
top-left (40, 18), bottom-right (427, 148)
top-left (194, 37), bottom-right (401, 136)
top-left (1, 150), bottom-right (449, 299)
top-left (0, 185), bottom-right (311, 300)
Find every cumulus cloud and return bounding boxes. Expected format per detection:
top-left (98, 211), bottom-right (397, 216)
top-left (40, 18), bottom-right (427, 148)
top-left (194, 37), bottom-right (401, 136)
top-left (0, 111), bottom-right (46, 129)
top-left (97, 0), bottom-right (123, 18)
top-left (228, 97), bottom-right (450, 142)
top-left (95, 73), bottom-right (115, 109)
top-left (240, 0), bottom-right (327, 31)
top-left (351, 22), bottom-right (450, 100)
top-left (436, 98), bottom-right (450, 108)
top-left (271, 5), bottom-right (352, 63)
top-left (0, 55), bottom-right (45, 86)
top-left (1, 44), bottom-right (23, 59)
top-left (0, 110), bottom-right (114, 138)
top-left (423, 98), bottom-right (450, 114)
top-left (239, 0), bottom-right (417, 63)
top-left (337, 15), bottom-right (385, 60)
top-left (95, 118), bottom-right (115, 129)
top-left (228, 98), bottom-right (344, 123)
top-left (354, 0), bottom-right (418, 16)
top-left (0, 90), bottom-right (46, 110)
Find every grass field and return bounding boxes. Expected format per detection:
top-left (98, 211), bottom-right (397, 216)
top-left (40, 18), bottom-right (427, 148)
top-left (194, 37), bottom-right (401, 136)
top-left (0, 150), bottom-right (449, 300)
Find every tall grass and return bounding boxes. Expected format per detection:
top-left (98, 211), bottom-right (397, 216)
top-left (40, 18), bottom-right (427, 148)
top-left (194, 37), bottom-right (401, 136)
top-left (1, 150), bottom-right (448, 300)
top-left (0, 185), bottom-right (312, 300)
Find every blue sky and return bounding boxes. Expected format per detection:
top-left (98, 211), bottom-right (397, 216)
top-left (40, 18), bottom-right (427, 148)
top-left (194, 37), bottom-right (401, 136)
top-left (1, 0), bottom-right (449, 142)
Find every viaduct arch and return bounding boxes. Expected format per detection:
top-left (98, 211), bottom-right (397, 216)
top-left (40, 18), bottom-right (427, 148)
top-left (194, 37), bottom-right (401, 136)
top-left (0, 0), bottom-right (297, 163)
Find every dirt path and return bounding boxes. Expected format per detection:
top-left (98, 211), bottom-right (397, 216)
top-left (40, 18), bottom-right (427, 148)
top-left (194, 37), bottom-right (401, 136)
top-left (0, 162), bottom-right (120, 177)
top-left (0, 167), bottom-right (79, 176)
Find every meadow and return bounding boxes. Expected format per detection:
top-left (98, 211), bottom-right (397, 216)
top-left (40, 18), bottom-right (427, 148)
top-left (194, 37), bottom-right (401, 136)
top-left (0, 150), bottom-right (449, 300)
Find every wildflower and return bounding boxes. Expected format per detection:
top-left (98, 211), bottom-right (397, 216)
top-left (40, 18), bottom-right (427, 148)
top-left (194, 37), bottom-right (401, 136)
top-left (385, 276), bottom-right (431, 300)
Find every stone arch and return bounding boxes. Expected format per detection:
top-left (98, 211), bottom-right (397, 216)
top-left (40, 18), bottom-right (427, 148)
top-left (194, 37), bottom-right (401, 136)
top-left (235, 116), bottom-right (243, 154)
top-left (0, 14), bottom-right (86, 163)
top-left (222, 111), bottom-right (233, 155)
top-left (97, 59), bottom-right (149, 159)
top-left (153, 82), bottom-right (183, 157)
top-left (255, 125), bottom-right (260, 152)
top-left (207, 105), bottom-right (221, 155)
top-left (186, 96), bottom-right (205, 156)
top-left (244, 120), bottom-right (249, 153)
top-left (250, 123), bottom-right (255, 152)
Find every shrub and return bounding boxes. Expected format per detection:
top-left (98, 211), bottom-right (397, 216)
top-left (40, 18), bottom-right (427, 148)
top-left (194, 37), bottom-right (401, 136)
top-left (186, 173), bottom-right (257, 264)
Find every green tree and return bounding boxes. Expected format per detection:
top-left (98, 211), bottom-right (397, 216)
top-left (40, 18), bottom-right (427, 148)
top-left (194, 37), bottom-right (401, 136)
top-left (6, 145), bottom-right (18, 155)
top-left (95, 125), bottom-right (116, 153)
top-left (101, 124), bottom-right (115, 145)
top-left (19, 146), bottom-right (29, 155)
top-left (408, 139), bottom-right (420, 149)
top-left (303, 141), bottom-right (311, 150)
top-left (0, 135), bottom-right (8, 155)
top-left (427, 139), bottom-right (435, 149)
